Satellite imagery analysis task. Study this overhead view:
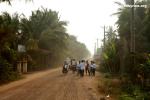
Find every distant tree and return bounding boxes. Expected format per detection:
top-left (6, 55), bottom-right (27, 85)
top-left (0, 7), bottom-right (90, 82)
top-left (66, 35), bottom-right (91, 60)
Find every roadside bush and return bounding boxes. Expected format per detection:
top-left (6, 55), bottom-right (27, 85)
top-left (119, 95), bottom-right (135, 100)
top-left (119, 92), bottom-right (150, 100)
top-left (98, 76), bottom-right (121, 96)
top-left (104, 73), bottom-right (112, 78)
top-left (0, 44), bottom-right (20, 84)
top-left (0, 57), bottom-right (20, 83)
top-left (120, 83), bottom-right (150, 100)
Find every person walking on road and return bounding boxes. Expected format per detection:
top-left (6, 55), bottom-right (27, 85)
top-left (85, 60), bottom-right (90, 76)
top-left (62, 61), bottom-right (68, 74)
top-left (71, 59), bottom-right (77, 73)
top-left (80, 60), bottom-right (85, 77)
top-left (76, 61), bottom-right (81, 76)
top-left (90, 61), bottom-right (97, 76)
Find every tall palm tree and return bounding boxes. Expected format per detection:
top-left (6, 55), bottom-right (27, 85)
top-left (0, 12), bottom-right (19, 47)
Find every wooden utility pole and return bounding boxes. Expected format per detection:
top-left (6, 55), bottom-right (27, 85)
top-left (131, 0), bottom-right (135, 72)
top-left (97, 38), bottom-right (99, 49)
top-left (131, 0), bottom-right (135, 53)
top-left (104, 25), bottom-right (106, 49)
top-left (94, 42), bottom-right (97, 55)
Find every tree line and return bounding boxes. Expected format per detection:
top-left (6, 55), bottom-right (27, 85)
top-left (99, 0), bottom-right (150, 99)
top-left (0, 8), bottom-right (90, 83)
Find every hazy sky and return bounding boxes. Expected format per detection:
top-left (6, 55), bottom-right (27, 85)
top-left (0, 0), bottom-right (123, 55)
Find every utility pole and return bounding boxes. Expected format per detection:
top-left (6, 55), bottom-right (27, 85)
top-left (131, 0), bottom-right (135, 53)
top-left (94, 42), bottom-right (97, 55)
top-left (131, 0), bottom-right (135, 72)
top-left (97, 38), bottom-right (99, 49)
top-left (104, 25), bottom-right (106, 50)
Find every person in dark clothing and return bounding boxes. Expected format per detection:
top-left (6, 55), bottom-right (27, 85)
top-left (90, 61), bottom-right (96, 76)
top-left (85, 60), bottom-right (90, 76)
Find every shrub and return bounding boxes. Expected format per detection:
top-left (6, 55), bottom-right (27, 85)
top-left (0, 44), bottom-right (20, 84)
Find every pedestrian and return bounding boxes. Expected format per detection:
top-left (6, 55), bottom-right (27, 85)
top-left (76, 61), bottom-right (80, 76)
top-left (71, 59), bottom-right (77, 73)
top-left (85, 60), bottom-right (90, 76)
top-left (90, 61), bottom-right (97, 76)
top-left (62, 61), bottom-right (68, 74)
top-left (80, 60), bottom-right (85, 77)
top-left (89, 61), bottom-right (93, 76)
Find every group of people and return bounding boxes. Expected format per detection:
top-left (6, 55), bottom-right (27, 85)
top-left (76, 60), bottom-right (96, 77)
top-left (62, 59), bottom-right (97, 77)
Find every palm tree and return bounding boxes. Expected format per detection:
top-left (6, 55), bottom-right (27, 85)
top-left (0, 12), bottom-right (19, 47)
top-left (0, 0), bottom-right (32, 5)
top-left (19, 8), bottom-right (70, 67)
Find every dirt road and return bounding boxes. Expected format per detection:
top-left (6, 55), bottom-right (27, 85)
top-left (0, 68), bottom-right (102, 100)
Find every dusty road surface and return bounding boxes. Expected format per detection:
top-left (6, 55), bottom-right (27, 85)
top-left (0, 68), bottom-right (102, 100)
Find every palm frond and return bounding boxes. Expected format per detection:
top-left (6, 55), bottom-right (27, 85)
top-left (114, 1), bottom-right (124, 7)
top-left (0, 0), bottom-right (32, 5)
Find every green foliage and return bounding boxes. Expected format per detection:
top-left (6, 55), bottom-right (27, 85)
top-left (0, 12), bottom-right (19, 47)
top-left (112, 0), bottom-right (150, 80)
top-left (120, 81), bottom-right (150, 99)
top-left (0, 8), bottom-right (90, 83)
top-left (0, 12), bottom-right (20, 83)
top-left (66, 35), bottom-right (90, 60)
top-left (115, 0), bottom-right (150, 99)
top-left (20, 8), bottom-right (90, 68)
top-left (119, 95), bottom-right (135, 100)
top-left (101, 27), bottom-right (120, 73)
top-left (119, 90), bottom-right (150, 100)
top-left (0, 45), bottom-right (19, 83)
top-left (99, 0), bottom-right (150, 99)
